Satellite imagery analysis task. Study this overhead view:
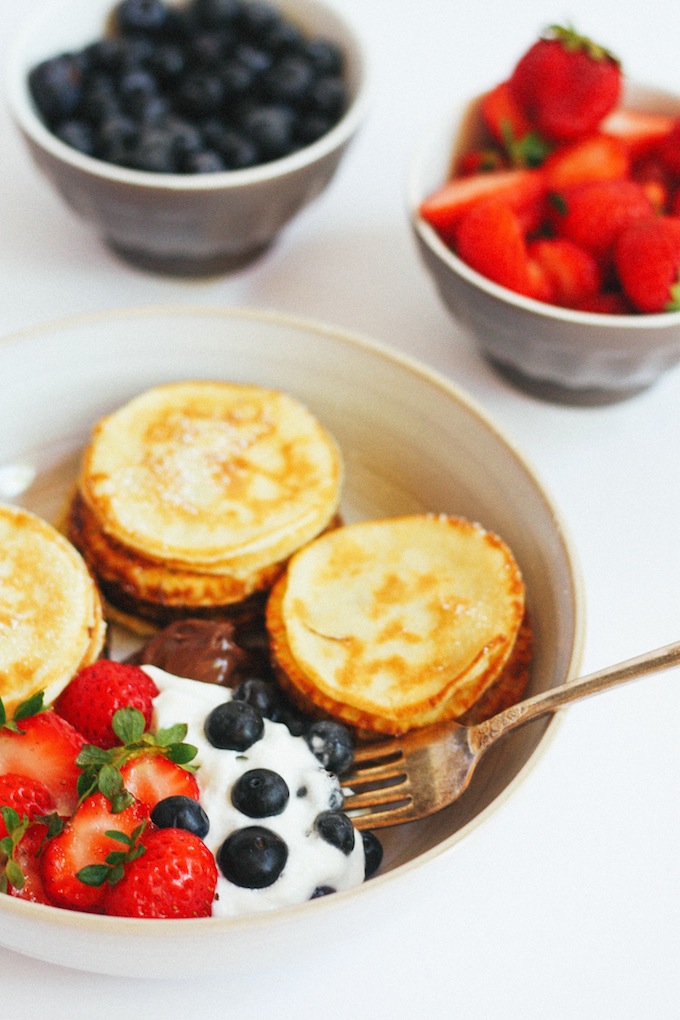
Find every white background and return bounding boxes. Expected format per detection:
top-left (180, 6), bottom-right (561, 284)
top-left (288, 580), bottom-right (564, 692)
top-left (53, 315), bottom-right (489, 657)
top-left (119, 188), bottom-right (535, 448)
top-left (0, 1), bottom-right (679, 1016)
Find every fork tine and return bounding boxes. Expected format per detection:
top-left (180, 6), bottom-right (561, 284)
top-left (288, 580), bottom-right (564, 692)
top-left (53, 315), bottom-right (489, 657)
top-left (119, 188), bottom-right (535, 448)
top-left (343, 776), bottom-right (410, 812)
top-left (342, 758), bottom-right (406, 787)
top-left (347, 800), bottom-right (416, 830)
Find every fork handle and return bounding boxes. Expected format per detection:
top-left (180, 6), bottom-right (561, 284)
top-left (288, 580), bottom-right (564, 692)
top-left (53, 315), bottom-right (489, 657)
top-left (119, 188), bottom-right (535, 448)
top-left (469, 639), bottom-right (680, 753)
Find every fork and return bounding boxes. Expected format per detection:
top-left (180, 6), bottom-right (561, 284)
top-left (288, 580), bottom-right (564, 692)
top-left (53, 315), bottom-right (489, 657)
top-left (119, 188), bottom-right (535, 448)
top-left (342, 639), bottom-right (680, 829)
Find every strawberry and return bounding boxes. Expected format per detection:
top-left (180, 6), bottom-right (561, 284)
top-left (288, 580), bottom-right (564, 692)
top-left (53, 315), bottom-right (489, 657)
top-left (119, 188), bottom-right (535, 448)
top-left (656, 117), bottom-right (680, 178)
top-left (40, 791), bottom-right (147, 913)
top-left (119, 753), bottom-right (200, 812)
top-left (55, 661), bottom-right (159, 749)
top-left (0, 697), bottom-right (85, 816)
top-left (508, 25), bottom-right (622, 142)
top-left (0, 773), bottom-right (54, 837)
top-left (527, 238), bottom-right (602, 308)
top-left (542, 134), bottom-right (630, 190)
top-left (553, 178), bottom-right (656, 260)
top-left (453, 196), bottom-right (541, 298)
top-left (456, 147), bottom-right (507, 177)
top-left (601, 107), bottom-right (676, 159)
top-left (3, 820), bottom-right (55, 904)
top-left (103, 826), bottom-right (217, 919)
top-left (573, 290), bottom-right (634, 315)
top-left (419, 166), bottom-right (545, 244)
top-left (614, 215), bottom-right (680, 313)
top-left (479, 81), bottom-right (550, 167)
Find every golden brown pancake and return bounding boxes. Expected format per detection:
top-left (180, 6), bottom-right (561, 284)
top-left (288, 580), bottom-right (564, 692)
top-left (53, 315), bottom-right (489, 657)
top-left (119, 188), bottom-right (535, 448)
top-left (0, 502), bottom-right (105, 715)
top-left (78, 381), bottom-right (343, 573)
top-left (266, 514), bottom-right (526, 734)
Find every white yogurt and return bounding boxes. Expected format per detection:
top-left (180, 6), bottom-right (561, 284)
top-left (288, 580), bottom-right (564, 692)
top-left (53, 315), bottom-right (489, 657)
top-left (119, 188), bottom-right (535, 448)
top-left (143, 665), bottom-right (366, 918)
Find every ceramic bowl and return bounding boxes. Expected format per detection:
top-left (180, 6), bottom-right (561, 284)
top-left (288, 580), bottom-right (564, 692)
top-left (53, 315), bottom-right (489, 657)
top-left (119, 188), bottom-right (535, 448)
top-left (6, 0), bottom-right (369, 275)
top-left (408, 81), bottom-right (680, 405)
top-left (0, 306), bottom-right (583, 978)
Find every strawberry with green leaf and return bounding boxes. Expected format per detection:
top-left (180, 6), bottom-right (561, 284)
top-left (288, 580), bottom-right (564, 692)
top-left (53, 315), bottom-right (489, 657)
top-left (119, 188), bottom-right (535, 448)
top-left (614, 215), bottom-right (680, 312)
top-left (508, 24), bottom-right (622, 141)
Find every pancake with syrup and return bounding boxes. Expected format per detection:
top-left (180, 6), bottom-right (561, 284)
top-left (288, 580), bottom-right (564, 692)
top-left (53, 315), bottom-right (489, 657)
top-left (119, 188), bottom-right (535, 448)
top-left (0, 503), bottom-right (105, 715)
top-left (266, 514), bottom-right (526, 734)
top-left (69, 381), bottom-right (343, 632)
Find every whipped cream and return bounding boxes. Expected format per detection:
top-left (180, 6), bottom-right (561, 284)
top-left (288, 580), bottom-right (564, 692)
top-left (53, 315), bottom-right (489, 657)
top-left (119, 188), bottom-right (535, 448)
top-left (143, 666), bottom-right (366, 918)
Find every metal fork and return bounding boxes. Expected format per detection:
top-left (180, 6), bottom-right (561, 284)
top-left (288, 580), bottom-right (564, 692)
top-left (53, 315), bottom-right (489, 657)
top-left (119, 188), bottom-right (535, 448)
top-left (343, 640), bottom-right (680, 829)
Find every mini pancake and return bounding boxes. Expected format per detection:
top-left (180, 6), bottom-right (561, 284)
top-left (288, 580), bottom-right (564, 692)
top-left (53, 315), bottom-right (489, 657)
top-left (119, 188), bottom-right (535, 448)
top-left (266, 514), bottom-right (526, 734)
top-left (0, 502), bottom-right (105, 716)
top-left (78, 381), bottom-right (343, 574)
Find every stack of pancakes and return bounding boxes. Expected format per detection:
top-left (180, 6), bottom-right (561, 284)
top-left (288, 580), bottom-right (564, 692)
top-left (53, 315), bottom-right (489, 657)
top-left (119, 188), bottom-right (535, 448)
top-left (66, 381), bottom-right (343, 634)
top-left (0, 503), bottom-right (105, 716)
top-left (266, 514), bottom-right (529, 734)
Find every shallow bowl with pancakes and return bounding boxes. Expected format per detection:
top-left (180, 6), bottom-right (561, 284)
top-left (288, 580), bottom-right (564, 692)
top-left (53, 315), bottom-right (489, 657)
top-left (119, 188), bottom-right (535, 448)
top-left (0, 306), bottom-right (583, 979)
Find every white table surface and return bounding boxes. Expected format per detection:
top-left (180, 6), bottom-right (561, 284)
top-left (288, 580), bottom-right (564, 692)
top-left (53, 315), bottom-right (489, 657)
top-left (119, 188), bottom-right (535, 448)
top-left (1, 1), bottom-right (679, 1016)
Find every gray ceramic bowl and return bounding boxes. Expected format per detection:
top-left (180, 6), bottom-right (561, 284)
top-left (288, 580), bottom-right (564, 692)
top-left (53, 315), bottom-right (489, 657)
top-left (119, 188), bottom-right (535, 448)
top-left (0, 305), bottom-right (583, 978)
top-left (408, 81), bottom-right (680, 405)
top-left (7, 0), bottom-right (369, 275)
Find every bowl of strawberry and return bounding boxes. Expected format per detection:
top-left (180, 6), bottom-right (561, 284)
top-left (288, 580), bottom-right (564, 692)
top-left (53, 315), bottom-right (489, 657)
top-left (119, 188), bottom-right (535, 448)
top-left (409, 24), bottom-right (680, 404)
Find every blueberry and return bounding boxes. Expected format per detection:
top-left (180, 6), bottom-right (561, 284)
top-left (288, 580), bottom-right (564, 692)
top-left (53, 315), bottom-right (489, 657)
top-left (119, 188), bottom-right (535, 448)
top-left (361, 830), bottom-right (383, 879)
top-left (307, 75), bottom-right (347, 119)
top-left (55, 118), bottom-right (95, 156)
top-left (310, 885), bottom-right (336, 898)
top-left (239, 103), bottom-right (296, 160)
top-left (204, 699), bottom-right (264, 751)
top-left (314, 810), bottom-right (355, 856)
top-left (184, 148), bottom-right (226, 172)
top-left (304, 720), bottom-right (354, 775)
top-left (303, 39), bottom-right (344, 77)
top-left (175, 71), bottom-right (225, 117)
top-left (232, 768), bottom-right (289, 817)
top-left (151, 794), bottom-right (210, 838)
top-left (217, 825), bottom-right (287, 888)
top-left (220, 59), bottom-right (257, 98)
top-left (29, 55), bottom-right (83, 125)
top-left (149, 42), bottom-right (186, 82)
top-left (119, 68), bottom-right (159, 116)
top-left (295, 112), bottom-right (333, 146)
top-left (193, 0), bottom-right (241, 29)
top-left (115, 0), bottom-right (169, 37)
top-left (260, 55), bottom-right (314, 105)
top-left (95, 113), bottom-right (138, 163)
top-left (128, 125), bottom-right (177, 171)
top-left (237, 1), bottom-right (282, 43)
top-left (232, 676), bottom-right (281, 717)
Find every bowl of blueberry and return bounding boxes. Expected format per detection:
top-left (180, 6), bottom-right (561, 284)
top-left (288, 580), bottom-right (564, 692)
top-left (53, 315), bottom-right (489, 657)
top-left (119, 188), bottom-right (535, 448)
top-left (7, 0), bottom-right (369, 274)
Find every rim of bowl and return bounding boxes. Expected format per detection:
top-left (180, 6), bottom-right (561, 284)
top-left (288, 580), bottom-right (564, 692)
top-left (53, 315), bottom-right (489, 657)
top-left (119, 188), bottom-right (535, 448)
top-left (407, 80), bottom-right (680, 333)
top-left (6, 0), bottom-right (371, 191)
top-left (0, 302), bottom-right (586, 950)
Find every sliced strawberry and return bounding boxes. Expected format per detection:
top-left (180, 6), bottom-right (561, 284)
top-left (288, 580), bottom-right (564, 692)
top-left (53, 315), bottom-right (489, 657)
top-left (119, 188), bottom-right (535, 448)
top-left (40, 792), bottom-right (147, 913)
top-left (0, 710), bottom-right (85, 816)
top-left (553, 178), bottom-right (656, 260)
top-left (0, 773), bottom-right (55, 837)
top-left (103, 826), bottom-right (217, 919)
top-left (614, 215), bottom-right (680, 312)
top-left (508, 25), bottom-right (622, 141)
top-left (120, 754), bottom-right (200, 812)
top-left (55, 661), bottom-right (159, 750)
top-left (656, 117), bottom-right (680, 178)
top-left (527, 238), bottom-right (602, 308)
top-left (480, 81), bottom-right (534, 146)
top-left (602, 107), bottom-right (676, 159)
top-left (456, 147), bottom-right (507, 177)
top-left (419, 167), bottom-right (545, 244)
top-left (573, 290), bottom-right (635, 314)
top-left (543, 134), bottom-right (629, 190)
top-left (453, 196), bottom-right (540, 297)
top-left (7, 822), bottom-right (55, 904)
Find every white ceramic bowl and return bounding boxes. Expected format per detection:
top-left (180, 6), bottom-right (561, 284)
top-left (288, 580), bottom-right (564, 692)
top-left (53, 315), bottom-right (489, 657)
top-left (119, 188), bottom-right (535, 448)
top-left (6, 0), bottom-right (369, 275)
top-left (408, 81), bottom-right (680, 404)
top-left (0, 306), bottom-right (584, 977)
